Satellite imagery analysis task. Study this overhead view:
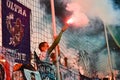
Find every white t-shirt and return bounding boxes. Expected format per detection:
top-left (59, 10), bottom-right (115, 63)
top-left (39, 51), bottom-right (50, 62)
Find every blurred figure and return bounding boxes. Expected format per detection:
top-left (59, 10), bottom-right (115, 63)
top-left (0, 64), bottom-right (5, 80)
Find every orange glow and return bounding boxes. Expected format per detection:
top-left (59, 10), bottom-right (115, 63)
top-left (0, 59), bottom-right (6, 62)
top-left (13, 63), bottom-right (23, 71)
top-left (0, 55), bottom-right (11, 80)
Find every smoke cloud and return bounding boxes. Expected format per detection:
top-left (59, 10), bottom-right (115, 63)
top-left (66, 3), bottom-right (89, 27)
top-left (66, 0), bottom-right (120, 26)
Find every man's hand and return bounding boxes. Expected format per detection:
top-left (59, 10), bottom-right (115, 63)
top-left (61, 23), bottom-right (69, 32)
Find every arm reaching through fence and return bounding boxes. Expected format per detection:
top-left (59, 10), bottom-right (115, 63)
top-left (38, 23), bottom-right (69, 62)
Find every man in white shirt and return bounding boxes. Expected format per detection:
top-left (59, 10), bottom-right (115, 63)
top-left (38, 23), bottom-right (69, 63)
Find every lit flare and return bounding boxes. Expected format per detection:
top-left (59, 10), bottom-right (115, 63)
top-left (67, 18), bottom-right (74, 24)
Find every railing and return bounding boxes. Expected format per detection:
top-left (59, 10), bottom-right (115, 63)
top-left (36, 60), bottom-right (80, 80)
top-left (0, 47), bottom-right (88, 80)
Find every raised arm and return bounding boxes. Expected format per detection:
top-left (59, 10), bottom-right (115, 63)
top-left (47, 24), bottom-right (69, 54)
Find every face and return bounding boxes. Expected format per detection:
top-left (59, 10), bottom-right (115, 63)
top-left (42, 43), bottom-right (49, 52)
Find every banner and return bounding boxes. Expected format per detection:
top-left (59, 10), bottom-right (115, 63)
top-left (2, 0), bottom-right (31, 64)
top-left (107, 26), bottom-right (120, 48)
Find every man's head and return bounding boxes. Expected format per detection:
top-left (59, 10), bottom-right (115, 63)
top-left (39, 42), bottom-right (49, 52)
